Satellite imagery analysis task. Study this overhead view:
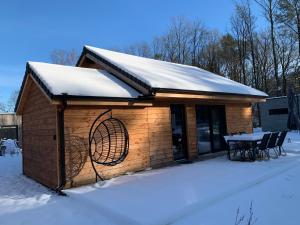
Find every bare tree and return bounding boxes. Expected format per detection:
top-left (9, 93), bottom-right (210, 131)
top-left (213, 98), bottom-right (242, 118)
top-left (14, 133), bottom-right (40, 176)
top-left (277, 28), bottom-right (298, 94)
top-left (152, 36), bottom-right (167, 60)
top-left (231, 3), bottom-right (249, 84)
top-left (255, 0), bottom-right (280, 95)
top-left (7, 90), bottom-right (19, 112)
top-left (277, 0), bottom-right (300, 56)
top-left (169, 17), bottom-right (191, 64)
top-left (256, 31), bottom-right (274, 93)
top-left (219, 34), bottom-right (240, 81)
top-left (200, 30), bottom-right (222, 74)
top-left (189, 20), bottom-right (208, 66)
top-left (51, 49), bottom-right (78, 66)
top-left (0, 90), bottom-right (20, 113)
top-left (243, 0), bottom-right (259, 88)
top-left (123, 42), bottom-right (152, 57)
top-left (0, 102), bottom-right (6, 113)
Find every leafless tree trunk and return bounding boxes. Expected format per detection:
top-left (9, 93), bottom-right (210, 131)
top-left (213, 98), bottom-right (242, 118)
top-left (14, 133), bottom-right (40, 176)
top-left (256, 31), bottom-right (273, 93)
top-left (256, 0), bottom-right (280, 95)
top-left (189, 20), bottom-right (207, 66)
top-left (231, 3), bottom-right (250, 84)
top-left (277, 30), bottom-right (297, 95)
top-left (277, 0), bottom-right (300, 56)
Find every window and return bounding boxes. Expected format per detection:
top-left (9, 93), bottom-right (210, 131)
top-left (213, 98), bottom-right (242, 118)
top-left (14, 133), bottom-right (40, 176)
top-left (269, 108), bottom-right (288, 115)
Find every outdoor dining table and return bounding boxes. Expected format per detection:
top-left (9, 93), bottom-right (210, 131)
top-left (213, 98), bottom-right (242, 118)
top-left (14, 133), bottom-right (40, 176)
top-left (224, 132), bottom-right (267, 161)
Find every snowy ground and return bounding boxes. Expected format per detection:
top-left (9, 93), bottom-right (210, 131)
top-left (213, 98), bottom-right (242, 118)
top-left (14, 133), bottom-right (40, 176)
top-left (0, 132), bottom-right (300, 225)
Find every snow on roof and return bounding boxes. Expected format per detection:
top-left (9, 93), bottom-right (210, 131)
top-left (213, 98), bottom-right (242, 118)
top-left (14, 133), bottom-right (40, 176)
top-left (28, 62), bottom-right (141, 98)
top-left (86, 46), bottom-right (268, 97)
top-left (267, 94), bottom-right (300, 100)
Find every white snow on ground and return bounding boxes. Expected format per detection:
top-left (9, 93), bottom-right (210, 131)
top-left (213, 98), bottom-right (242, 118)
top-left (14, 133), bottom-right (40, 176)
top-left (28, 62), bottom-right (141, 98)
top-left (86, 46), bottom-right (267, 97)
top-left (0, 132), bottom-right (300, 225)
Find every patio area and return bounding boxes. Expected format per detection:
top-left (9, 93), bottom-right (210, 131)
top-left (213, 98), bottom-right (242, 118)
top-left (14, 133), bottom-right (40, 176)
top-left (0, 131), bottom-right (300, 225)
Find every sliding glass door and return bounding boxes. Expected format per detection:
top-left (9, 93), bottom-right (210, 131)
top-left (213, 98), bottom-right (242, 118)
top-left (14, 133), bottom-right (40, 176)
top-left (196, 105), bottom-right (227, 154)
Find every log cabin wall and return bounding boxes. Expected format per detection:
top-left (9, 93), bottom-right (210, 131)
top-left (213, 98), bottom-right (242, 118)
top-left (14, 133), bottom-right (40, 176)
top-left (22, 80), bottom-right (59, 188)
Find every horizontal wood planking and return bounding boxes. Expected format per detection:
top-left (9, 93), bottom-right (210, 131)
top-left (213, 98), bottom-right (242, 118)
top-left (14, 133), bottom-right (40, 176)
top-left (225, 103), bottom-right (253, 134)
top-left (185, 104), bottom-right (198, 160)
top-left (64, 107), bottom-right (151, 187)
top-left (22, 79), bottom-right (59, 189)
top-left (147, 106), bottom-right (173, 168)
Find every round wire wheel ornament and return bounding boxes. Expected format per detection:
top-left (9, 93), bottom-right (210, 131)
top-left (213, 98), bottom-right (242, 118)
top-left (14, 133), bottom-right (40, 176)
top-left (65, 135), bottom-right (88, 183)
top-left (88, 110), bottom-right (129, 181)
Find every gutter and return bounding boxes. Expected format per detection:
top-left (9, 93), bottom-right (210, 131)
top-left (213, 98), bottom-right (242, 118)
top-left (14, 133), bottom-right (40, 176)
top-left (55, 94), bottom-right (67, 196)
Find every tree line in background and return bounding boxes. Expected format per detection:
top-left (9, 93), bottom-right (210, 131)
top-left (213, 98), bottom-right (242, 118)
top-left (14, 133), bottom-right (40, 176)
top-left (120, 0), bottom-right (300, 97)
top-left (2, 0), bottom-right (299, 113)
top-left (52, 0), bottom-right (300, 97)
top-left (0, 90), bottom-right (20, 113)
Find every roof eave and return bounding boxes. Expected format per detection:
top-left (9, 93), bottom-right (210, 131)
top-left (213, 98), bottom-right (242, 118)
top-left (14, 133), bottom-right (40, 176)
top-left (153, 88), bottom-right (267, 103)
top-left (153, 88), bottom-right (267, 98)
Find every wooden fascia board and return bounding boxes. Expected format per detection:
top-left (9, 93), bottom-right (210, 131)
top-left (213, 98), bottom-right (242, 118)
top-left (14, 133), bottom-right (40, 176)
top-left (15, 74), bottom-right (32, 114)
top-left (65, 100), bottom-right (153, 107)
top-left (155, 92), bottom-right (266, 103)
top-left (28, 73), bottom-right (53, 102)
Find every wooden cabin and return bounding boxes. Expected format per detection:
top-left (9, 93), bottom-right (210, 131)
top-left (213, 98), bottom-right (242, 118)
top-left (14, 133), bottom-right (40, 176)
top-left (15, 46), bottom-right (267, 189)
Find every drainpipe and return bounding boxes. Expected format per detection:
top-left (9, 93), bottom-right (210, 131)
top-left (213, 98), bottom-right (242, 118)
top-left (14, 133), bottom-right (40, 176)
top-left (55, 94), bottom-right (67, 195)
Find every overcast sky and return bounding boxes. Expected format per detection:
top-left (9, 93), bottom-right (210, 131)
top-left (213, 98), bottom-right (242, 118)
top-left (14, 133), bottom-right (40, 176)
top-left (0, 0), bottom-right (266, 103)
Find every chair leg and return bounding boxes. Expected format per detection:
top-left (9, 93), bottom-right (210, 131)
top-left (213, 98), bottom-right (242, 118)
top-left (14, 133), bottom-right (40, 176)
top-left (280, 146), bottom-right (287, 156)
top-left (270, 148), bottom-right (279, 158)
top-left (265, 149), bottom-right (270, 159)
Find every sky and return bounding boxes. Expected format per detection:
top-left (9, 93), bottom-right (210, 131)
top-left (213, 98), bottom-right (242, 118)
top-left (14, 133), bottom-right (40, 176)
top-left (0, 0), bottom-right (266, 104)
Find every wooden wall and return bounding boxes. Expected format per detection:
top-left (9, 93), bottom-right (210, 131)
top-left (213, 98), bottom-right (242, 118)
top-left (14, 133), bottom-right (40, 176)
top-left (64, 102), bottom-right (253, 187)
top-left (185, 104), bottom-right (198, 160)
top-left (225, 103), bottom-right (253, 134)
top-left (22, 80), bottom-right (58, 188)
top-left (147, 106), bottom-right (173, 168)
top-left (20, 84), bottom-right (253, 189)
top-left (65, 107), bottom-right (159, 186)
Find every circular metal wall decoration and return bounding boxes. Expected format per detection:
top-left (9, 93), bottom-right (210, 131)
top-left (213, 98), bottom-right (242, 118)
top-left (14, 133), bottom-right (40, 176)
top-left (88, 110), bottom-right (129, 181)
top-left (65, 135), bottom-right (88, 183)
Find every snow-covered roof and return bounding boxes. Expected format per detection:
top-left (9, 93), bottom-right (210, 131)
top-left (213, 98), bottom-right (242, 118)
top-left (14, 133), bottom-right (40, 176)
top-left (85, 46), bottom-right (268, 97)
top-left (28, 62), bottom-right (140, 98)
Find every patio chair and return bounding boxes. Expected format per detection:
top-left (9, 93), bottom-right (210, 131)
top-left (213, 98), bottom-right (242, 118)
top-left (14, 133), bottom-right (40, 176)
top-left (242, 141), bottom-right (256, 161)
top-left (226, 138), bottom-right (246, 161)
top-left (276, 131), bottom-right (288, 156)
top-left (266, 132), bottom-right (280, 158)
top-left (0, 141), bottom-right (6, 156)
top-left (256, 133), bottom-right (271, 159)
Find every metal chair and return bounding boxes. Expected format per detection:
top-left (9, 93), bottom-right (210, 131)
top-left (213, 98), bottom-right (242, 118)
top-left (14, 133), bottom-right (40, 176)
top-left (276, 131), bottom-right (288, 156)
top-left (257, 133), bottom-right (271, 159)
top-left (242, 141), bottom-right (256, 161)
top-left (267, 132), bottom-right (280, 158)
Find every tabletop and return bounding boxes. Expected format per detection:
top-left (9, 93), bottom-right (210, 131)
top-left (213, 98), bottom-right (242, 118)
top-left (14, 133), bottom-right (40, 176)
top-left (224, 132), bottom-right (268, 142)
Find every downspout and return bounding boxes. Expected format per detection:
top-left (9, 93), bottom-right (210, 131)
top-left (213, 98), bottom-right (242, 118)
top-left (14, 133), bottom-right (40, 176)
top-left (55, 94), bottom-right (67, 195)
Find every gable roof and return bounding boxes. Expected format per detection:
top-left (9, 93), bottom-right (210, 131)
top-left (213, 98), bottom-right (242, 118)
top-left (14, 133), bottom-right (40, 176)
top-left (83, 45), bottom-right (268, 98)
top-left (27, 62), bottom-right (141, 99)
top-left (15, 62), bottom-right (142, 113)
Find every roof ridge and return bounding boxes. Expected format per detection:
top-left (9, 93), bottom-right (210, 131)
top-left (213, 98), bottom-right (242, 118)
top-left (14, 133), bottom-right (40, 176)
top-left (84, 45), bottom-right (203, 70)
